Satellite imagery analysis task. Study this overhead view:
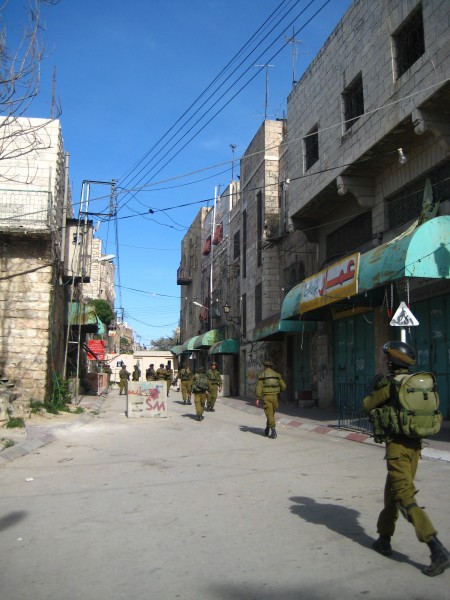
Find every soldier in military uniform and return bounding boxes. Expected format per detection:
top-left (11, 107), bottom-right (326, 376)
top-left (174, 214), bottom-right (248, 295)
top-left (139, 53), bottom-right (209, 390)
top-left (165, 363), bottom-right (174, 397)
top-left (192, 366), bottom-right (210, 421)
top-left (118, 364), bottom-right (130, 395)
top-left (145, 364), bottom-right (156, 381)
top-left (363, 341), bottom-right (450, 577)
top-left (132, 365), bottom-right (141, 381)
top-left (255, 360), bottom-right (286, 439)
top-left (178, 362), bottom-right (193, 405)
top-left (206, 362), bottom-right (222, 412)
top-left (156, 363), bottom-right (170, 397)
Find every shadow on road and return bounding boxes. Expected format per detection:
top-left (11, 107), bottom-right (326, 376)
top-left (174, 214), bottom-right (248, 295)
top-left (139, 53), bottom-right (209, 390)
top-left (0, 510), bottom-right (27, 531)
top-left (289, 496), bottom-right (423, 570)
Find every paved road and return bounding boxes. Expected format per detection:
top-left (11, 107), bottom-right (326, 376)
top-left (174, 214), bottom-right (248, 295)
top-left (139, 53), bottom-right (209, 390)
top-left (1, 389), bottom-right (449, 600)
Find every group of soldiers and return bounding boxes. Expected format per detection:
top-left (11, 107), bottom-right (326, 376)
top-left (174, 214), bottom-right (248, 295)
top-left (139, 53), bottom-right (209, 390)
top-left (116, 345), bottom-right (450, 577)
top-left (117, 362), bottom-right (174, 397)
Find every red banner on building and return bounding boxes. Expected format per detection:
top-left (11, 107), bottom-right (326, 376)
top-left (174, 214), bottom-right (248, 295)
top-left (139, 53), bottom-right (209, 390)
top-left (87, 339), bottom-right (106, 360)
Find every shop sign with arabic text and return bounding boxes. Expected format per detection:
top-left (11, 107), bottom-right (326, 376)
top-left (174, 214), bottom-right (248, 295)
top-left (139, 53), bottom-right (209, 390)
top-left (300, 253), bottom-right (359, 314)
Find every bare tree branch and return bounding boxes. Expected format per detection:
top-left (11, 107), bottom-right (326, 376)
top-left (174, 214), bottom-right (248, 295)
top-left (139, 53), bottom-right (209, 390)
top-left (0, 0), bottom-right (62, 172)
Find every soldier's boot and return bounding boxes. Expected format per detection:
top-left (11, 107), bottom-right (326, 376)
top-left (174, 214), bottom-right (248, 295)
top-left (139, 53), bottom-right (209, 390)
top-left (197, 414), bottom-right (202, 422)
top-left (183, 400), bottom-right (187, 405)
top-left (423, 537), bottom-right (450, 576)
top-left (270, 427), bottom-right (277, 439)
top-left (372, 535), bottom-right (392, 556)
top-left (264, 426), bottom-right (270, 437)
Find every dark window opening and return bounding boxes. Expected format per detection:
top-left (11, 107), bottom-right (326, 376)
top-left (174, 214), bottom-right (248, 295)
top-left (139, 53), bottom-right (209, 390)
top-left (255, 283), bottom-right (262, 324)
top-left (343, 73), bottom-right (364, 131)
top-left (393, 5), bottom-right (425, 79)
top-left (233, 230), bottom-right (240, 260)
top-left (326, 212), bottom-right (372, 260)
top-left (304, 125), bottom-right (319, 171)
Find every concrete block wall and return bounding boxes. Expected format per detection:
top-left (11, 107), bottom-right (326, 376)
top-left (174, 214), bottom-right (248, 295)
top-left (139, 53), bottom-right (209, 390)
top-left (287, 0), bottom-right (450, 219)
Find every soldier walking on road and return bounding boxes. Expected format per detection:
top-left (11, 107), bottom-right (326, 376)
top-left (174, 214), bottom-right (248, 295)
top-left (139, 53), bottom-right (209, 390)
top-left (255, 360), bottom-right (286, 439)
top-left (118, 364), bottom-right (130, 395)
top-left (192, 366), bottom-right (210, 421)
top-left (178, 362), bottom-right (193, 405)
top-left (206, 362), bottom-right (222, 412)
top-left (363, 341), bottom-right (450, 577)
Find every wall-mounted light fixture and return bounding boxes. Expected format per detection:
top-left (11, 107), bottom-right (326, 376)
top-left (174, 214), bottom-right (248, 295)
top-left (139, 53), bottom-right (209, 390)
top-left (189, 352), bottom-right (196, 360)
top-left (398, 148), bottom-right (408, 165)
top-left (223, 302), bottom-right (241, 325)
top-left (97, 254), bottom-right (115, 262)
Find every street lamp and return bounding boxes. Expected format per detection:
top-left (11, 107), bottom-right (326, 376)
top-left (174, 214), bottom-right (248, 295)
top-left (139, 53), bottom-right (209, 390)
top-left (97, 254), bottom-right (115, 262)
top-left (223, 302), bottom-right (241, 325)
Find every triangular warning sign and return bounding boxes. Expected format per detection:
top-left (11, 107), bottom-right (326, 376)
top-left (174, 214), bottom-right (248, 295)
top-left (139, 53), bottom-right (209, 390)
top-left (390, 302), bottom-right (419, 327)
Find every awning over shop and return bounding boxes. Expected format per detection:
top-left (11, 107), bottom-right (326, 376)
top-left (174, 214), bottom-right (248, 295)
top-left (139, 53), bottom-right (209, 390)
top-left (193, 328), bottom-right (224, 349)
top-left (178, 335), bottom-right (202, 353)
top-left (281, 216), bottom-right (450, 320)
top-left (252, 313), bottom-right (316, 341)
top-left (209, 338), bottom-right (240, 355)
top-left (68, 302), bottom-right (103, 334)
top-left (281, 286), bottom-right (302, 320)
top-left (359, 216), bottom-right (450, 291)
top-left (170, 345), bottom-right (185, 356)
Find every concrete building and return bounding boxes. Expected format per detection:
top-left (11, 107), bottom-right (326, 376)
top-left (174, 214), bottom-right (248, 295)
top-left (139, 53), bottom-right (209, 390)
top-left (282, 0), bottom-right (450, 416)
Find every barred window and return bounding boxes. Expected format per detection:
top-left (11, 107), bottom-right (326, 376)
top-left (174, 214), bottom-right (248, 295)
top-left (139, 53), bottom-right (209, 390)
top-left (304, 125), bottom-right (319, 171)
top-left (326, 212), bottom-right (372, 260)
top-left (343, 73), bottom-right (364, 131)
top-left (387, 161), bottom-right (450, 229)
top-left (393, 5), bottom-right (425, 79)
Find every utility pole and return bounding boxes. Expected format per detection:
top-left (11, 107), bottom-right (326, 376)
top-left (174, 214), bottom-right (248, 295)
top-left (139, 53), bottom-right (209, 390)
top-left (254, 63), bottom-right (274, 120)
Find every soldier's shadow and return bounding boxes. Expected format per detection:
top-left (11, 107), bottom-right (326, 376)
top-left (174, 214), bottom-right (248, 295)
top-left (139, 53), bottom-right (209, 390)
top-left (289, 496), bottom-right (423, 569)
top-left (239, 425), bottom-right (265, 436)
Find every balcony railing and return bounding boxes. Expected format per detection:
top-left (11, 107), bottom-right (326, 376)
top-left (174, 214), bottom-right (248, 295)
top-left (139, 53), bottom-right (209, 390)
top-left (0, 188), bottom-right (53, 232)
top-left (177, 265), bottom-right (192, 285)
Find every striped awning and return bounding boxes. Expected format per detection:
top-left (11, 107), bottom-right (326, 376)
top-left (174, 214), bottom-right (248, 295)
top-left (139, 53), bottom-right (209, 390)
top-left (209, 338), bottom-right (240, 355)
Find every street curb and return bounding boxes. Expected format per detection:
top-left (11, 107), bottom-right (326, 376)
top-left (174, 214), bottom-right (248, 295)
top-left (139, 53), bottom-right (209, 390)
top-left (0, 395), bottom-right (106, 465)
top-left (221, 397), bottom-right (450, 463)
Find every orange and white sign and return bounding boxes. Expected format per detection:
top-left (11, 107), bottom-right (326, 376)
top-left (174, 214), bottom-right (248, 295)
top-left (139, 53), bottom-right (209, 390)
top-left (300, 254), bottom-right (359, 314)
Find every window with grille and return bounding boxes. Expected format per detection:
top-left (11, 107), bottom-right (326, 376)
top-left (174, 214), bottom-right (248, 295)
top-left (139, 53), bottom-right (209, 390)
top-left (387, 161), bottom-right (450, 229)
top-left (326, 212), bottom-right (372, 260)
top-left (393, 5), bottom-right (425, 79)
top-left (343, 73), bottom-right (364, 131)
top-left (304, 125), bottom-right (319, 171)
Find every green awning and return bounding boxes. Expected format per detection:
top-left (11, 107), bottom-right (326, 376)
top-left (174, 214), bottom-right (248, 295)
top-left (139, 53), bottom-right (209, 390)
top-left (209, 338), bottom-right (240, 355)
top-left (170, 345), bottom-right (185, 356)
top-left (68, 302), bottom-right (103, 334)
top-left (281, 286), bottom-right (303, 320)
top-left (193, 329), bottom-right (224, 349)
top-left (359, 216), bottom-right (450, 291)
top-left (179, 335), bottom-right (202, 353)
top-left (252, 313), bottom-right (316, 342)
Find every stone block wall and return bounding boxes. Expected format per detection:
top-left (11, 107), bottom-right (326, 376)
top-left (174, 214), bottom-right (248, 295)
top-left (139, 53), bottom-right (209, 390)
top-left (0, 237), bottom-right (54, 401)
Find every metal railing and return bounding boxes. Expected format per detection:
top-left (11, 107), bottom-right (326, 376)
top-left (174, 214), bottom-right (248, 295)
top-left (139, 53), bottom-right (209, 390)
top-left (337, 382), bottom-right (373, 434)
top-left (0, 188), bottom-right (53, 230)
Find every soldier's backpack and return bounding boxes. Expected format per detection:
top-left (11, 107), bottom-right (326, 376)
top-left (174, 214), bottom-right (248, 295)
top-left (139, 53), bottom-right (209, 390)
top-left (370, 372), bottom-right (442, 441)
top-left (194, 373), bottom-right (209, 392)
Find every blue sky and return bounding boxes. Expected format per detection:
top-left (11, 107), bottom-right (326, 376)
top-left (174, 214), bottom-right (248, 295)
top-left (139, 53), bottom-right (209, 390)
top-left (4, 0), bottom-right (352, 346)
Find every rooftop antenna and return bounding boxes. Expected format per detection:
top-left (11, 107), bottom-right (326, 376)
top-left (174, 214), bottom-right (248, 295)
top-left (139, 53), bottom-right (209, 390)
top-left (254, 63), bottom-right (275, 119)
top-left (230, 144), bottom-right (237, 181)
top-left (285, 27), bottom-right (311, 87)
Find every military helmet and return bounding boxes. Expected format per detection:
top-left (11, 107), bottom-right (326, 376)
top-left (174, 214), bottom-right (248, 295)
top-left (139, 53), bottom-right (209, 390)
top-left (383, 341), bottom-right (416, 367)
top-left (263, 360), bottom-right (273, 367)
